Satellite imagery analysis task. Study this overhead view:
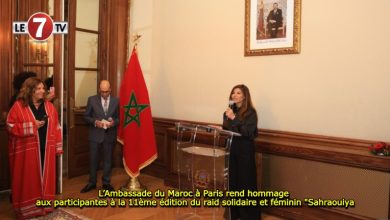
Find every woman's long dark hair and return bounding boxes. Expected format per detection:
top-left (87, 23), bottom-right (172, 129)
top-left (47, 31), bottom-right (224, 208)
top-left (228, 84), bottom-right (256, 120)
top-left (17, 77), bottom-right (45, 106)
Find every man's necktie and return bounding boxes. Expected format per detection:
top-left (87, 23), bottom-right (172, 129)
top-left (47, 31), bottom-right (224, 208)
top-left (103, 99), bottom-right (108, 115)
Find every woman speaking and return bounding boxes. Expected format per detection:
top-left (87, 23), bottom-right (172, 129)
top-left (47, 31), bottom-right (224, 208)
top-left (223, 84), bottom-right (260, 220)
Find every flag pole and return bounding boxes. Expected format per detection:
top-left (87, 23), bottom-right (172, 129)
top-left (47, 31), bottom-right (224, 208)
top-left (120, 33), bottom-right (146, 192)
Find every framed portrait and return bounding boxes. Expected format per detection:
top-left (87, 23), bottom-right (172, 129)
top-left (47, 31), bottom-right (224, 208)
top-left (244, 0), bottom-right (301, 56)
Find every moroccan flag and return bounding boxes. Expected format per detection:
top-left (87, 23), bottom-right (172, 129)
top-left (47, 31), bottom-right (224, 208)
top-left (118, 47), bottom-right (157, 178)
top-left (257, 0), bottom-right (265, 39)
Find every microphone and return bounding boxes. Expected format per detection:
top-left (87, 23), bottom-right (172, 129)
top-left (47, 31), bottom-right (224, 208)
top-left (105, 117), bottom-right (113, 133)
top-left (224, 100), bottom-right (235, 120)
top-left (108, 117), bottom-right (113, 128)
top-left (228, 100), bottom-right (235, 109)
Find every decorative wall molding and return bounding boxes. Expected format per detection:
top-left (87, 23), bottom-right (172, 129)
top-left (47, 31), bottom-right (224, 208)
top-left (151, 117), bottom-right (389, 173)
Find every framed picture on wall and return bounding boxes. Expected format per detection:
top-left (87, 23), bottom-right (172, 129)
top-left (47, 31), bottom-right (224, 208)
top-left (244, 0), bottom-right (301, 56)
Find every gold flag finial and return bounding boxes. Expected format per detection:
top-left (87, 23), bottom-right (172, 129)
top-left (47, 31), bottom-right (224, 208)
top-left (133, 34), bottom-right (142, 50)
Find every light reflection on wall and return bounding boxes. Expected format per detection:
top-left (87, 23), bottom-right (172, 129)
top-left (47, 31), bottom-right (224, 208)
top-left (29, 40), bottom-right (48, 63)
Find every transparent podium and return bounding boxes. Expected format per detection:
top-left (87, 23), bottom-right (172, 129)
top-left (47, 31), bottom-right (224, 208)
top-left (175, 122), bottom-right (240, 220)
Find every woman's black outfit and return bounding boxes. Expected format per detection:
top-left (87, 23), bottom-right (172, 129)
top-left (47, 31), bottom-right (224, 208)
top-left (223, 106), bottom-right (260, 220)
top-left (29, 101), bottom-right (48, 170)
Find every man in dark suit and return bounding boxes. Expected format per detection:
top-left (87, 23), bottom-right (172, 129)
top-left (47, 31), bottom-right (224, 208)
top-left (267, 2), bottom-right (283, 38)
top-left (81, 80), bottom-right (119, 193)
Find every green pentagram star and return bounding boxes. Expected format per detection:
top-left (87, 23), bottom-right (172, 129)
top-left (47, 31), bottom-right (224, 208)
top-left (123, 91), bottom-right (149, 127)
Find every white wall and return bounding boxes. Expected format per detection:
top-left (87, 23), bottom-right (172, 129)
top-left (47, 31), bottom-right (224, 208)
top-left (129, 0), bottom-right (390, 141)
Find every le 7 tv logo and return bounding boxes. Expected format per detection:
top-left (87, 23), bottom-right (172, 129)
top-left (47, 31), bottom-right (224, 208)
top-left (13, 12), bottom-right (68, 41)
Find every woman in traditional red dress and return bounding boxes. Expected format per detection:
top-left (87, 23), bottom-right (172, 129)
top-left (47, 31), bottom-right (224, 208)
top-left (7, 77), bottom-right (62, 219)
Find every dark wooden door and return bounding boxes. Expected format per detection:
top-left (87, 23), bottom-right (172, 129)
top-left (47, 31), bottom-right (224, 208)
top-left (0, 0), bottom-right (64, 190)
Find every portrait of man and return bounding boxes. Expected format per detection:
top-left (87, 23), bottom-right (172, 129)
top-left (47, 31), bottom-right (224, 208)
top-left (257, 0), bottom-right (287, 40)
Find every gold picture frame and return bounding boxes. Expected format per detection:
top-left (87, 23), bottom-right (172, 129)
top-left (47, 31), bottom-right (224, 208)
top-left (244, 0), bottom-right (301, 56)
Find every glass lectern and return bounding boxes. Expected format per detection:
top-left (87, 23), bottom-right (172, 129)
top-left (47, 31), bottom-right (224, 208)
top-left (175, 122), bottom-right (240, 220)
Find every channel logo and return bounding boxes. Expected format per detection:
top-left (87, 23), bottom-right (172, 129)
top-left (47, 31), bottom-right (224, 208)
top-left (13, 12), bottom-right (68, 41)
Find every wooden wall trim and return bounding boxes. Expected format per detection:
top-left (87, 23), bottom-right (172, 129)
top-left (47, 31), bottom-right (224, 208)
top-left (0, 0), bottom-right (15, 191)
top-left (259, 132), bottom-right (389, 172)
top-left (263, 207), bottom-right (373, 220)
top-left (153, 117), bottom-right (390, 173)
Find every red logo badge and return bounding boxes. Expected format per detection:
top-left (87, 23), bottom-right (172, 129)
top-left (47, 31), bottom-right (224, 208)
top-left (27, 12), bottom-right (54, 41)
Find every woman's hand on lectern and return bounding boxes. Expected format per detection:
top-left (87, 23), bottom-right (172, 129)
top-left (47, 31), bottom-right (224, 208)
top-left (208, 125), bottom-right (222, 130)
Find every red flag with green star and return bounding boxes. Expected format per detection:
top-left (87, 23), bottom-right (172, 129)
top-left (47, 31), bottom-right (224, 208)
top-left (118, 47), bottom-right (157, 177)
